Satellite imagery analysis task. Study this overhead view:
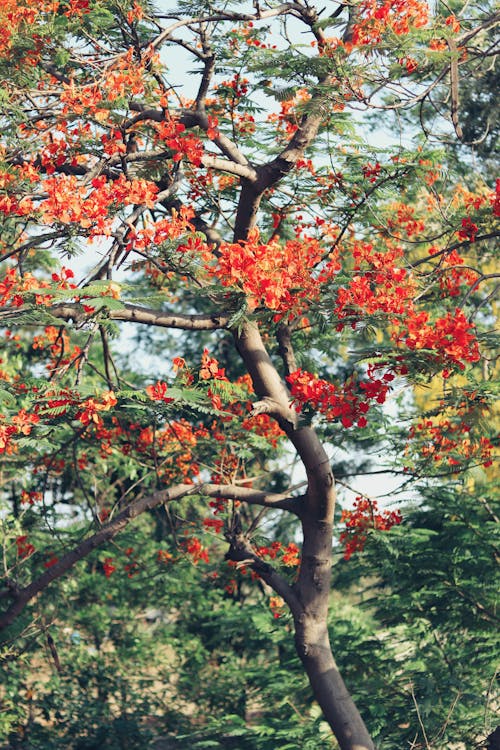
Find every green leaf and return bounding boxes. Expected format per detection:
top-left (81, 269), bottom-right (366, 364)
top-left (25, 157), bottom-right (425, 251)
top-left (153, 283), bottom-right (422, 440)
top-left (0, 389), bottom-right (15, 407)
top-left (85, 297), bottom-right (125, 311)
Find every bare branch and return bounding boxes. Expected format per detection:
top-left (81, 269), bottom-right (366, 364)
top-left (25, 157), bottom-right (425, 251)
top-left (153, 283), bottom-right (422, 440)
top-left (447, 38), bottom-right (463, 140)
top-left (201, 153), bottom-right (258, 181)
top-left (148, 5), bottom-right (306, 51)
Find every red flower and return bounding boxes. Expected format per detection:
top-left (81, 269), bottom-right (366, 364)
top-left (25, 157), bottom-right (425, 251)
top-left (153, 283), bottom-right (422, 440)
top-left (103, 557), bottom-right (116, 577)
top-left (146, 381), bottom-right (173, 402)
top-left (457, 217), bottom-right (478, 242)
top-left (16, 535), bottom-right (36, 559)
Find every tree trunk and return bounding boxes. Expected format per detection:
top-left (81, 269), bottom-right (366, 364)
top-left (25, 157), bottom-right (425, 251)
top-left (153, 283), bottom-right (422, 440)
top-left (233, 321), bottom-right (375, 748)
top-left (294, 615), bottom-right (375, 750)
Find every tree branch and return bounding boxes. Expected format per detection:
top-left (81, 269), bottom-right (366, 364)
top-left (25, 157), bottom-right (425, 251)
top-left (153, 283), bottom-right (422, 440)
top-left (201, 153), bottom-right (258, 181)
top-left (225, 529), bottom-right (302, 614)
top-left (277, 323), bottom-right (298, 377)
top-left (0, 302), bottom-right (231, 331)
top-left (0, 483), bottom-right (302, 631)
top-left (148, 5), bottom-right (306, 51)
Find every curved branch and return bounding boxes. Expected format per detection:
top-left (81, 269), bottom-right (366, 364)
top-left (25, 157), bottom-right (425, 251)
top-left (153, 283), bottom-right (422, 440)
top-left (149, 5), bottom-right (306, 51)
top-left (201, 153), bottom-right (258, 181)
top-left (409, 232), bottom-right (500, 268)
top-left (225, 529), bottom-right (301, 614)
top-left (0, 482), bottom-right (302, 631)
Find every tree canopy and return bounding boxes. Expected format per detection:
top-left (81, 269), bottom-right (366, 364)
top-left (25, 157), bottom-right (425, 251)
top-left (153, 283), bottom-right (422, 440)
top-left (0, 1), bottom-right (498, 749)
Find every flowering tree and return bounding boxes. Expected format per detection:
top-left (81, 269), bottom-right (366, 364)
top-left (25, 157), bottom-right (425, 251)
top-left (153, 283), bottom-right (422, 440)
top-left (0, 1), bottom-right (498, 748)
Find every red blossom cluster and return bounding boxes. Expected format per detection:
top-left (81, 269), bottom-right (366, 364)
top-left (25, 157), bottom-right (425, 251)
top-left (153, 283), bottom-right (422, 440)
top-left (32, 326), bottom-right (82, 375)
top-left (58, 46), bottom-right (156, 117)
top-left (0, 408), bottom-right (39, 455)
top-left (203, 517), bottom-right (225, 534)
top-left (334, 241), bottom-right (416, 321)
top-left (266, 89), bottom-right (312, 136)
top-left (20, 490), bottom-right (43, 505)
top-left (103, 557), bottom-right (116, 578)
top-left (351, 0), bottom-right (429, 45)
top-left (155, 118), bottom-right (204, 166)
top-left (75, 391), bottom-right (117, 427)
top-left (199, 348), bottom-right (227, 381)
top-left (157, 549), bottom-right (173, 564)
top-left (269, 595), bottom-right (285, 618)
top-left (409, 414), bottom-right (495, 468)
top-left (15, 535), bottom-right (35, 559)
top-left (287, 366), bottom-right (394, 429)
top-left (0, 170), bottom-right (159, 236)
top-left (340, 497), bottom-right (402, 560)
top-left (387, 203), bottom-right (426, 238)
top-left (362, 162), bottom-right (381, 183)
top-left (255, 541), bottom-right (301, 567)
top-left (183, 536), bottom-right (210, 564)
top-left (131, 207), bottom-right (195, 254)
top-left (44, 555), bottom-right (59, 569)
top-left (0, 267), bottom-right (74, 307)
top-left (210, 232), bottom-right (339, 320)
top-left (429, 248), bottom-right (480, 298)
top-left (145, 381), bottom-right (174, 403)
top-left (457, 217), bottom-right (479, 242)
top-left (395, 308), bottom-right (480, 375)
top-left (0, 0), bottom-right (86, 62)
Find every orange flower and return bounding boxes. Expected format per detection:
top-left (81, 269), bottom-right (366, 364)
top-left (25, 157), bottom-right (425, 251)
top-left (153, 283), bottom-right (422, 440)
top-left (146, 381), bottom-right (173, 403)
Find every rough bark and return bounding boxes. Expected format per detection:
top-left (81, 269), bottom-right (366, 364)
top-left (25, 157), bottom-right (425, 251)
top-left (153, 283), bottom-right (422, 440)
top-left (294, 616), bottom-right (375, 750)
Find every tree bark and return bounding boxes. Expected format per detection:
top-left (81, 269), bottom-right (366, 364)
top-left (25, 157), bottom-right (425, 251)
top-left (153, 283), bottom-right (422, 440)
top-left (294, 615), bottom-right (375, 750)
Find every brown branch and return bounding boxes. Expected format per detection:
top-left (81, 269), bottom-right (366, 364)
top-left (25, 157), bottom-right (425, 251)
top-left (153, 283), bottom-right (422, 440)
top-left (233, 76), bottom-right (334, 240)
top-left (225, 529), bottom-right (301, 613)
top-left (457, 10), bottom-right (500, 46)
top-left (447, 38), bottom-right (463, 140)
top-left (195, 24), bottom-right (215, 109)
top-left (149, 5), bottom-right (306, 51)
top-left (0, 483), bottom-right (302, 631)
top-left (126, 103), bottom-right (254, 171)
top-left (0, 302), bottom-right (231, 331)
top-left (409, 232), bottom-right (500, 268)
top-left (110, 303), bottom-right (230, 330)
top-left (201, 153), bottom-right (258, 181)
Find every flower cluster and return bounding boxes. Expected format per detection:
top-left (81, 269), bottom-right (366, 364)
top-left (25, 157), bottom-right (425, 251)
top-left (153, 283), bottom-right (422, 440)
top-left (255, 541), bottom-right (301, 567)
top-left (395, 308), bottom-right (480, 375)
top-left (351, 0), bottom-right (429, 45)
top-left (409, 414), bottom-right (495, 468)
top-left (211, 233), bottom-right (337, 320)
top-left (0, 408), bottom-right (39, 455)
top-left (340, 497), bottom-right (402, 560)
top-left (145, 381), bottom-right (174, 403)
top-left (183, 536), bottom-right (210, 564)
top-left (16, 535), bottom-right (35, 559)
top-left (75, 391), bottom-right (117, 427)
top-left (269, 596), bottom-right (285, 619)
top-left (155, 118), bottom-right (204, 167)
top-left (334, 241), bottom-right (416, 322)
top-left (287, 367), bottom-right (394, 429)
